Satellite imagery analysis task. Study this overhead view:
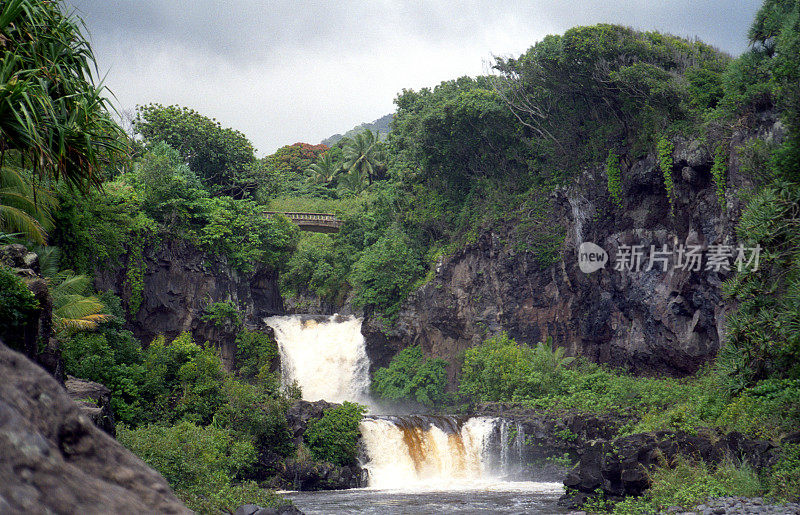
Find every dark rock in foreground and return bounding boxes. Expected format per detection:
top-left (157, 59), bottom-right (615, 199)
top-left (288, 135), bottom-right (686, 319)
top-left (560, 430), bottom-right (779, 508)
top-left (235, 502), bottom-right (304, 514)
top-left (0, 340), bottom-right (189, 513)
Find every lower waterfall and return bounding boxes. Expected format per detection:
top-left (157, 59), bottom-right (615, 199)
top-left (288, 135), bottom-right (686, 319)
top-left (359, 415), bottom-right (525, 489)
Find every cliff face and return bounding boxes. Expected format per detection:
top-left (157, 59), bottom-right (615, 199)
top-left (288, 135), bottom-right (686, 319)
top-left (364, 112), bottom-right (783, 379)
top-left (95, 237), bottom-right (283, 368)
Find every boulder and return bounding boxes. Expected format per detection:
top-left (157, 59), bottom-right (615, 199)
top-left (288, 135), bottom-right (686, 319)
top-left (64, 376), bottom-right (116, 437)
top-left (0, 340), bottom-right (189, 513)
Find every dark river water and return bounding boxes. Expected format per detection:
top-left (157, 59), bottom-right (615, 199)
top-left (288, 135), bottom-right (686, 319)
top-left (283, 481), bottom-right (568, 514)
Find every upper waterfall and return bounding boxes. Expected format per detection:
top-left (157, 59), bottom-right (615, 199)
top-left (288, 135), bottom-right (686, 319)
top-left (265, 314), bottom-right (371, 404)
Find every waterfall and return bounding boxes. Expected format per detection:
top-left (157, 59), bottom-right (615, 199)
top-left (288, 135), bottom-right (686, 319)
top-left (359, 415), bottom-right (525, 489)
top-left (265, 314), bottom-right (534, 491)
top-left (265, 314), bottom-right (371, 404)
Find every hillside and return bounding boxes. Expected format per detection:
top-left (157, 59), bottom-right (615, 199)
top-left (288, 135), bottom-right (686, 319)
top-left (320, 113), bottom-right (393, 146)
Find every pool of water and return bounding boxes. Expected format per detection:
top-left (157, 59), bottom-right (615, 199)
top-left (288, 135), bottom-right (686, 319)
top-left (283, 481), bottom-right (568, 514)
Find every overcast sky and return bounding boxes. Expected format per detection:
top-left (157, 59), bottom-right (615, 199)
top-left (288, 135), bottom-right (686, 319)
top-left (65, 1), bottom-right (763, 156)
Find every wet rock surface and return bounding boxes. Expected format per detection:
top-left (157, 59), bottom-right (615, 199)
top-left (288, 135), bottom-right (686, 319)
top-left (0, 340), bottom-right (189, 513)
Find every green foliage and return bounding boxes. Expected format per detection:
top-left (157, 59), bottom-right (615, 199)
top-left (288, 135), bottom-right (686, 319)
top-left (118, 421), bottom-right (256, 491)
top-left (202, 301), bottom-right (242, 329)
top-left (0, 164), bottom-right (56, 244)
top-left (657, 137), bottom-right (675, 214)
top-left (139, 332), bottom-right (225, 425)
top-left (127, 142), bottom-right (208, 225)
top-left (343, 129), bottom-right (386, 186)
top-left (372, 345), bottom-right (449, 406)
top-left (494, 25), bottom-right (729, 167)
top-left (723, 183), bottom-right (800, 384)
top-left (52, 182), bottom-right (158, 276)
top-left (624, 457), bottom-right (763, 513)
top-left (303, 402), bottom-right (367, 466)
top-left (768, 443), bottom-right (800, 501)
top-left (116, 421), bottom-right (291, 513)
top-left (0, 0), bottom-right (126, 191)
top-left (711, 144), bottom-right (729, 207)
top-left (213, 379), bottom-right (294, 457)
top-left (178, 481), bottom-right (291, 515)
top-left (605, 151), bottom-right (623, 208)
top-left (263, 143), bottom-right (331, 197)
top-left (349, 225), bottom-right (423, 317)
top-left (459, 333), bottom-right (573, 403)
top-left (133, 104), bottom-right (258, 197)
top-left (391, 77), bottom-right (530, 195)
top-left (196, 197), bottom-right (298, 272)
top-left (281, 232), bottom-right (351, 304)
top-left (234, 329), bottom-right (278, 382)
top-left (0, 265), bottom-right (38, 350)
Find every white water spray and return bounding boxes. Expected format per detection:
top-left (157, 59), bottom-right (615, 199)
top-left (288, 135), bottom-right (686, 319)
top-left (265, 315), bottom-right (370, 404)
top-left (359, 415), bottom-right (526, 489)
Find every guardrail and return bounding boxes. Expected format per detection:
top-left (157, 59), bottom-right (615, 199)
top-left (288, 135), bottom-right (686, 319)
top-left (264, 212), bottom-right (343, 232)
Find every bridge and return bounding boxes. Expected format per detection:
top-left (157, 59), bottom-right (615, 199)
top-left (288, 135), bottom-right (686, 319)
top-left (265, 212), bottom-right (343, 233)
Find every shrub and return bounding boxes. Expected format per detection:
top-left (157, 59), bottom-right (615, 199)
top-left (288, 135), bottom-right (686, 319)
top-left (372, 345), bottom-right (449, 407)
top-left (768, 444), bottom-right (800, 502)
top-left (213, 379), bottom-right (294, 457)
top-left (202, 300), bottom-right (242, 328)
top-left (349, 225), bottom-right (423, 317)
top-left (606, 151), bottom-right (623, 208)
top-left (234, 329), bottom-right (279, 383)
top-left (459, 334), bottom-right (572, 403)
top-left (0, 266), bottom-right (39, 351)
top-left (304, 401), bottom-right (367, 466)
top-left (116, 421), bottom-right (290, 513)
top-left (139, 332), bottom-right (225, 425)
top-left (642, 457), bottom-right (763, 511)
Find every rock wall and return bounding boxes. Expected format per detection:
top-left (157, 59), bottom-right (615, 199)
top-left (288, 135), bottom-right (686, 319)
top-left (0, 340), bottom-right (189, 513)
top-left (364, 112), bottom-right (784, 378)
top-left (95, 237), bottom-right (283, 369)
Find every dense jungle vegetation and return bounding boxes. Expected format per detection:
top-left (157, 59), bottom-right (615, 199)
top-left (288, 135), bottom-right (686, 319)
top-left (1, 0), bottom-right (799, 512)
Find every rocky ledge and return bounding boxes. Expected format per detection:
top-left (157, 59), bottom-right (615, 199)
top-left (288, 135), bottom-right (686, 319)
top-left (561, 430), bottom-right (779, 508)
top-left (0, 340), bottom-right (189, 513)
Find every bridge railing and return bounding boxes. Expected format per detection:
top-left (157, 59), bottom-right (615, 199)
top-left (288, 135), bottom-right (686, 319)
top-left (264, 212), bottom-right (343, 229)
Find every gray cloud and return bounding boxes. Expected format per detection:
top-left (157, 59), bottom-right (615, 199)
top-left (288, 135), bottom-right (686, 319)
top-left (65, 0), bottom-right (763, 155)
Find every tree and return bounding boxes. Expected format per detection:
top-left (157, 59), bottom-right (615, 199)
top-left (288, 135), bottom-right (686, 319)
top-left (133, 104), bottom-right (257, 197)
top-left (389, 76), bottom-right (529, 194)
top-left (306, 150), bottom-right (341, 185)
top-left (492, 25), bottom-right (730, 166)
top-left (343, 130), bottom-right (385, 185)
top-left (0, 0), bottom-right (125, 191)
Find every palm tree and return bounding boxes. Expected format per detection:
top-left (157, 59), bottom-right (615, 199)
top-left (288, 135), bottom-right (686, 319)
top-left (306, 151), bottom-right (341, 185)
top-left (51, 271), bottom-right (110, 333)
top-left (343, 130), bottom-right (385, 186)
top-left (339, 166), bottom-right (367, 195)
top-left (0, 164), bottom-right (55, 244)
